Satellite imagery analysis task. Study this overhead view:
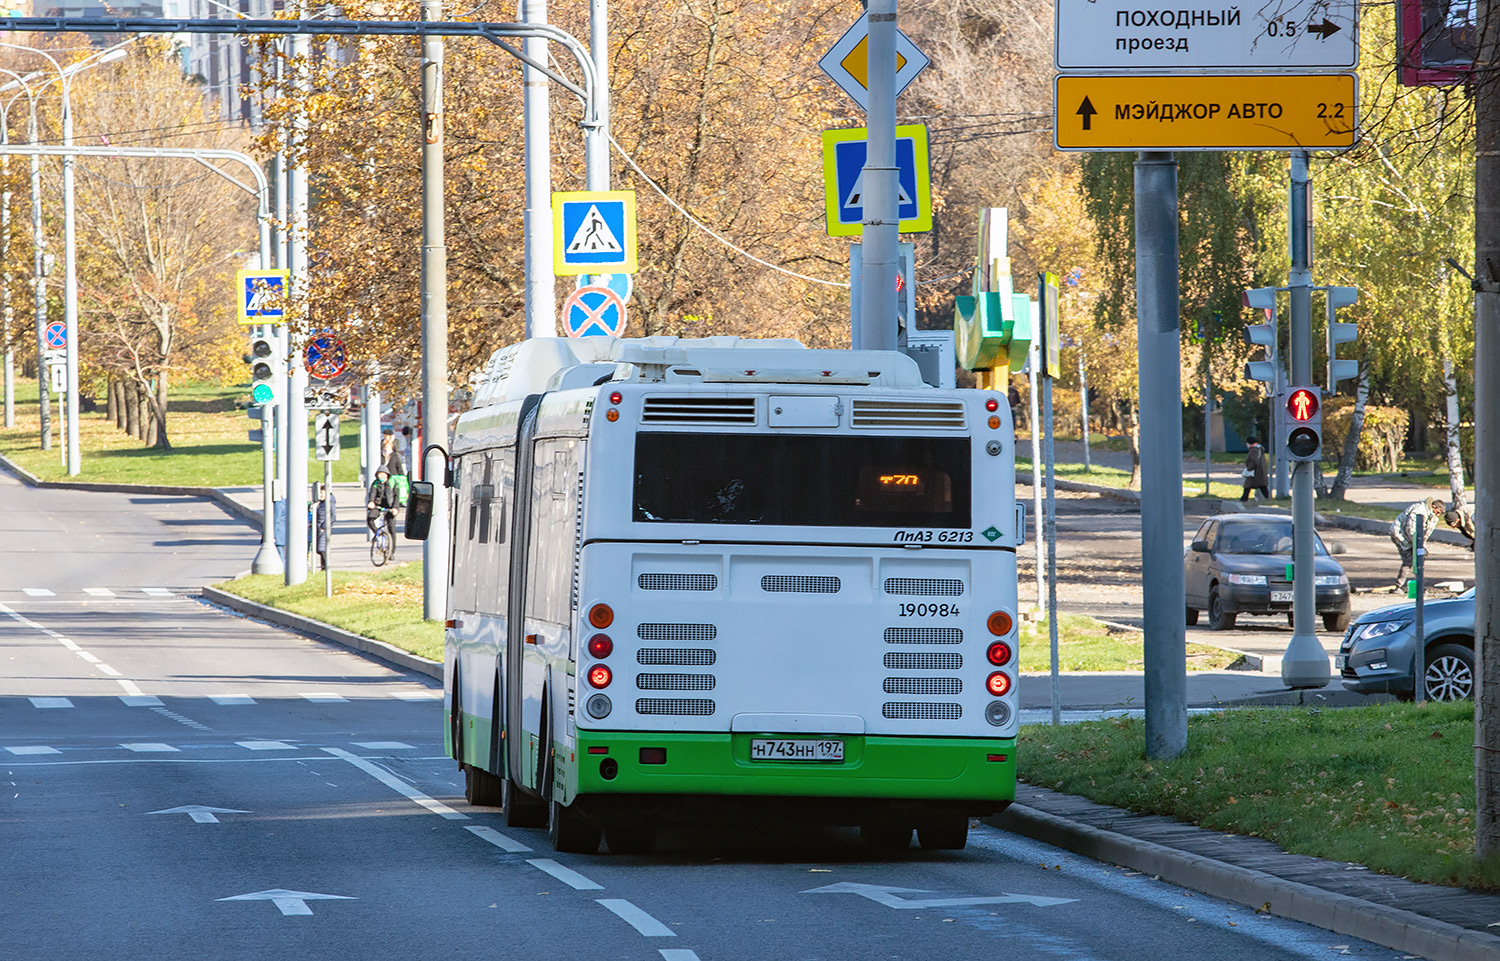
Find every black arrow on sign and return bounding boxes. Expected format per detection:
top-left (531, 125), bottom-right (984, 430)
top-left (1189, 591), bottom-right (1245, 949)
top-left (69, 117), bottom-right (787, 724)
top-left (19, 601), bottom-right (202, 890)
top-left (1077, 96), bottom-right (1097, 130)
top-left (1307, 18), bottom-right (1340, 39)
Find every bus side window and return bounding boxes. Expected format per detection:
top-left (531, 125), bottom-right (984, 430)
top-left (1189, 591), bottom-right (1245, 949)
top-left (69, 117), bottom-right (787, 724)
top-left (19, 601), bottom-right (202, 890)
top-left (491, 449), bottom-right (514, 615)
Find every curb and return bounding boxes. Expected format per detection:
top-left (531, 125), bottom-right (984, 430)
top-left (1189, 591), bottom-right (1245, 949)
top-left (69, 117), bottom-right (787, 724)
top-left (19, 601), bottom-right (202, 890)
top-left (200, 584), bottom-right (441, 682)
top-left (987, 803), bottom-right (1500, 961)
top-left (0, 451), bottom-right (262, 526)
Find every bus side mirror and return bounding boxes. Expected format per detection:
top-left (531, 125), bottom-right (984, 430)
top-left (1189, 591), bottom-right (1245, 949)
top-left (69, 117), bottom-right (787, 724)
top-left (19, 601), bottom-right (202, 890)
top-left (405, 481), bottom-right (435, 540)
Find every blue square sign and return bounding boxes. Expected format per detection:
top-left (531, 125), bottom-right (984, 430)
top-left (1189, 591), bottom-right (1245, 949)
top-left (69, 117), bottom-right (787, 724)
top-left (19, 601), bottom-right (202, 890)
top-left (237, 268), bottom-right (290, 324)
top-left (821, 124), bottom-right (932, 237)
top-left (553, 190), bottom-right (638, 275)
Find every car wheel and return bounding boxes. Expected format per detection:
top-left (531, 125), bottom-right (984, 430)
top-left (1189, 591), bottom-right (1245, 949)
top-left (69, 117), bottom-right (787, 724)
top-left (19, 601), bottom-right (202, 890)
top-left (1185, 606), bottom-right (1199, 627)
top-left (1323, 610), bottom-right (1350, 633)
top-left (1423, 643), bottom-right (1475, 702)
top-left (1207, 588), bottom-right (1236, 631)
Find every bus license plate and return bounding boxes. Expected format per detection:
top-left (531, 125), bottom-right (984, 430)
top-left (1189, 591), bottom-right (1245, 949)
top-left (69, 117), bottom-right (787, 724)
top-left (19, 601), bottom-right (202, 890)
top-left (1271, 590), bottom-right (1293, 602)
top-left (750, 738), bottom-right (844, 762)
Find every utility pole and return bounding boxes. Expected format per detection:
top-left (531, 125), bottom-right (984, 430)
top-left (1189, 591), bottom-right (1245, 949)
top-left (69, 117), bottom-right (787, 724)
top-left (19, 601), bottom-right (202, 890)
top-left (1281, 150), bottom-right (1329, 689)
top-left (521, 0), bottom-right (554, 338)
top-left (855, 0), bottom-right (897, 350)
top-left (1473, 0), bottom-right (1500, 859)
top-left (285, 25), bottom-right (310, 587)
top-left (1135, 151), bottom-right (1186, 760)
top-left (421, 0), bottom-right (449, 621)
top-left (30, 131), bottom-right (47, 451)
top-left (585, 0), bottom-right (609, 190)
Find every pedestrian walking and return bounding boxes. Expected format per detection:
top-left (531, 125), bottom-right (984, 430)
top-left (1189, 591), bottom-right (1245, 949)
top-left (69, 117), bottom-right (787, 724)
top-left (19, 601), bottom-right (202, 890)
top-left (314, 484), bottom-right (336, 571)
top-left (1239, 435), bottom-right (1269, 502)
top-left (1444, 501), bottom-right (1475, 551)
top-left (380, 432), bottom-right (407, 478)
top-left (1391, 497), bottom-right (1446, 588)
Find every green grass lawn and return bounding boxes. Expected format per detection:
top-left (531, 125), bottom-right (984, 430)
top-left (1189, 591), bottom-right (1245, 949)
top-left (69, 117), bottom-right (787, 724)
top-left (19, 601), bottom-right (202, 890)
top-left (215, 562), bottom-right (443, 661)
top-left (1020, 614), bottom-right (1240, 672)
top-left (1, 379), bottom-right (366, 487)
top-left (1021, 700), bottom-right (1500, 889)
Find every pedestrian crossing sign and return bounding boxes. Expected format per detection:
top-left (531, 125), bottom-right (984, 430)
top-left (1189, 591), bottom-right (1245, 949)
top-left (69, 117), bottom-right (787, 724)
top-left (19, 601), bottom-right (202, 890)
top-left (237, 268), bottom-right (291, 324)
top-left (553, 190), bottom-right (638, 275)
top-left (822, 125), bottom-right (932, 237)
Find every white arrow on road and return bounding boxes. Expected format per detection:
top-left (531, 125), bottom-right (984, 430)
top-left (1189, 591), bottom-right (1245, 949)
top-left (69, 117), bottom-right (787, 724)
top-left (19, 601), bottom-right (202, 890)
top-left (148, 805), bottom-right (251, 824)
top-left (217, 889), bottom-right (357, 916)
top-left (803, 881), bottom-right (1076, 909)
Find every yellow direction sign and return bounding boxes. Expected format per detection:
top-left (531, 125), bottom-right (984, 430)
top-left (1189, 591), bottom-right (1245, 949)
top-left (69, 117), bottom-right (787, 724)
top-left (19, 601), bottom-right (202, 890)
top-left (1055, 74), bottom-right (1357, 151)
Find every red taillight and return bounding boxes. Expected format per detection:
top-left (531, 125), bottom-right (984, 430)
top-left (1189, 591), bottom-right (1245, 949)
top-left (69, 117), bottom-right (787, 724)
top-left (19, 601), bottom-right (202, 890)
top-left (987, 641), bottom-right (1013, 666)
top-left (987, 753), bottom-right (1009, 762)
top-left (986, 672), bottom-right (1011, 697)
top-left (609, 391), bottom-right (623, 405)
top-left (587, 634), bottom-right (613, 658)
top-left (985, 397), bottom-right (999, 412)
top-left (987, 610), bottom-right (1014, 636)
top-left (589, 604), bottom-right (614, 629)
top-left (588, 746), bottom-right (609, 755)
top-left (587, 665), bottom-right (612, 689)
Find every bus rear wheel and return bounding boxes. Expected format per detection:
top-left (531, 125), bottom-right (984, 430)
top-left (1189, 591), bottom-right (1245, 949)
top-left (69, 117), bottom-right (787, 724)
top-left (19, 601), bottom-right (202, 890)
top-left (605, 819), bottom-right (658, 855)
top-left (916, 817), bottom-right (969, 850)
top-left (502, 777), bottom-right (547, 828)
top-left (463, 765), bottom-right (504, 806)
top-left (549, 798), bottom-right (601, 854)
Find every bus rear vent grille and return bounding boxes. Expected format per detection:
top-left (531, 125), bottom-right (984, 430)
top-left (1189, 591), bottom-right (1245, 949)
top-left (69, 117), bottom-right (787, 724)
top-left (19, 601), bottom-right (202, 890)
top-left (883, 677), bottom-right (962, 695)
top-left (639, 573), bottom-right (718, 591)
top-left (638, 623), bottom-right (717, 642)
top-left (851, 400), bottom-right (965, 429)
top-left (883, 652), bottom-right (963, 670)
top-left (636, 698), bottom-right (716, 716)
top-left (882, 702), bottom-right (962, 720)
top-left (638, 648), bottom-right (717, 666)
top-left (636, 673), bottom-right (717, 691)
top-left (884, 627), bottom-right (963, 645)
top-left (884, 578), bottom-right (964, 596)
top-left (642, 396), bottom-right (756, 425)
top-left (761, 575), bottom-right (841, 593)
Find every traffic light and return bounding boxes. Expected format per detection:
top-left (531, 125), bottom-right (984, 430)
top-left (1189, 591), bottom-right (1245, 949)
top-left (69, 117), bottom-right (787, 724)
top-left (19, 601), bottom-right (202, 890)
top-left (246, 332), bottom-right (281, 407)
top-left (1326, 286), bottom-right (1358, 387)
top-left (1242, 287), bottom-right (1278, 384)
top-left (1283, 386), bottom-right (1321, 461)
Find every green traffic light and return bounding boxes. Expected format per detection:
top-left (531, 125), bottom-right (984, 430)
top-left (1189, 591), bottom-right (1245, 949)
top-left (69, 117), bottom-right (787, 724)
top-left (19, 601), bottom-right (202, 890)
top-left (252, 383), bottom-right (275, 405)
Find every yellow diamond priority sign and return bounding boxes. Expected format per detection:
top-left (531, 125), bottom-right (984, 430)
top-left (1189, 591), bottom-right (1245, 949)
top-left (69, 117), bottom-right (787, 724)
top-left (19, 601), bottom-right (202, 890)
top-left (819, 16), bottom-right (930, 112)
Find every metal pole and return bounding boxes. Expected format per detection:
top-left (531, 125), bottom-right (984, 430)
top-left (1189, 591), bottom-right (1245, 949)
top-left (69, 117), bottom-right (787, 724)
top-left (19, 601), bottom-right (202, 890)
top-left (284, 26), bottom-right (310, 587)
top-left (274, 151), bottom-right (289, 500)
top-left (1079, 351), bottom-right (1090, 472)
top-left (1135, 151), bottom-right (1186, 759)
top-left (61, 75), bottom-right (78, 475)
top-left (1044, 368), bottom-right (1060, 726)
top-left (1205, 368), bottom-right (1211, 495)
top-left (1477, 0), bottom-right (1500, 850)
top-left (1282, 149), bottom-right (1329, 689)
top-left (29, 105), bottom-right (46, 450)
top-left (252, 371), bottom-right (283, 575)
top-left (2, 150), bottom-right (11, 430)
top-left (363, 383), bottom-right (380, 495)
top-left (584, 0), bottom-right (608, 191)
top-left (324, 457), bottom-right (333, 598)
top-left (1414, 513), bottom-right (1426, 702)
top-left (422, 0), bottom-right (449, 621)
top-left (521, 0), bottom-right (555, 338)
top-left (855, 0), bottom-right (897, 351)
top-left (1028, 341), bottom-right (1043, 611)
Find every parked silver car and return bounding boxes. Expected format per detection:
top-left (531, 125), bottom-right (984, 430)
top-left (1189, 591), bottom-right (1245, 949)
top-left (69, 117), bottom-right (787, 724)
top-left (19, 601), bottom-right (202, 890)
top-left (1339, 589), bottom-right (1475, 702)
top-left (1184, 514), bottom-right (1351, 632)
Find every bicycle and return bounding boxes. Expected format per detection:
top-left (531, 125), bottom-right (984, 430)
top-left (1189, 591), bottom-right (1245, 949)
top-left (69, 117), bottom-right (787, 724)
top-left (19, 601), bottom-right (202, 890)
top-left (370, 513), bottom-right (396, 567)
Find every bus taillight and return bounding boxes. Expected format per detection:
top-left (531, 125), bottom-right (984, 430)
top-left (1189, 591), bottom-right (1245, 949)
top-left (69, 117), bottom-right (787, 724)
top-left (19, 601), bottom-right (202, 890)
top-left (986, 672), bottom-right (1011, 697)
top-left (986, 397), bottom-right (999, 412)
top-left (987, 611), bottom-right (1014, 636)
top-left (587, 665), bottom-right (613, 689)
top-left (987, 641), bottom-right (1012, 666)
top-left (589, 604), bottom-right (614, 629)
top-left (588, 634), bottom-right (614, 658)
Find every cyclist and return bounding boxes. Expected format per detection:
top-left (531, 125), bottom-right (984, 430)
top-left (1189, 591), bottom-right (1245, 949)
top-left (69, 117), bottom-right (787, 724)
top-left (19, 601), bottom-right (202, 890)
top-left (366, 468), bottom-right (399, 545)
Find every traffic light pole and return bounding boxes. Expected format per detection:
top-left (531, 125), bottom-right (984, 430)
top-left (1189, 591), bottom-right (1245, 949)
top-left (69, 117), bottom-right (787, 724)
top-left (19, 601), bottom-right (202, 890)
top-left (1282, 149), bottom-right (1330, 689)
top-left (252, 324), bottom-right (283, 576)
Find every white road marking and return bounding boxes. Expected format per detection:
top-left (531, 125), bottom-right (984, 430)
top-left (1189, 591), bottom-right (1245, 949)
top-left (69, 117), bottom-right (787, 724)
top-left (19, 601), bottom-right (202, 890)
top-left (465, 825), bottom-right (532, 853)
top-left (527, 858), bottom-right (604, 891)
top-left (141, 588), bottom-right (174, 596)
top-left (322, 747), bottom-right (468, 820)
top-left (97, 665), bottom-right (123, 677)
top-left (57, 638), bottom-right (80, 651)
top-left (21, 588), bottom-right (53, 596)
top-left (596, 899), bottom-right (675, 937)
top-left (75, 651), bottom-right (101, 664)
top-left (301, 693), bottom-right (349, 703)
top-left (5, 745), bottom-right (61, 755)
top-left (352, 742), bottom-right (415, 750)
top-left (217, 888), bottom-right (356, 916)
top-left (149, 805), bottom-right (250, 823)
top-left (802, 881), bottom-right (1076, 909)
top-left (117, 680), bottom-right (147, 698)
top-left (390, 691), bottom-right (442, 701)
top-left (83, 588), bottom-right (115, 597)
top-left (28, 697), bottom-right (72, 709)
top-left (120, 696), bottom-right (164, 707)
top-left (209, 695), bottom-right (255, 705)
top-left (238, 740), bottom-right (295, 751)
top-left (659, 952), bottom-right (702, 961)
top-left (122, 743), bottom-right (180, 753)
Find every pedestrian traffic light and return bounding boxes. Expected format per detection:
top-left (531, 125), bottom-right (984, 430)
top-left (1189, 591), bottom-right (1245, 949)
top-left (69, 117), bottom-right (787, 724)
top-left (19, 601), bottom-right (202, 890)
top-left (246, 332), bottom-right (281, 407)
top-left (1283, 386), bottom-right (1321, 461)
top-left (1242, 288), bottom-right (1278, 384)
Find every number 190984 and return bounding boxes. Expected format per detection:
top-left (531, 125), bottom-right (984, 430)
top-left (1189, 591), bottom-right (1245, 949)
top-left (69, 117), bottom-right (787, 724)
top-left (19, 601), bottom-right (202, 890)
top-left (899, 603), bottom-right (960, 617)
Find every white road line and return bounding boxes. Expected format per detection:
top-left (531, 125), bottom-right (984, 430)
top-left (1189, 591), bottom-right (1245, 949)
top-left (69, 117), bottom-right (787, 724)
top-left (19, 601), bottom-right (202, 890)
top-left (5, 746), bottom-right (61, 755)
top-left (390, 691), bottom-right (442, 700)
top-left (117, 679), bottom-right (146, 697)
top-left (237, 740), bottom-right (295, 751)
top-left (57, 638), bottom-right (80, 651)
top-left (659, 952), bottom-right (701, 961)
top-left (210, 695), bottom-right (256, 705)
top-left (75, 651), bottom-right (101, 664)
top-left (119, 696), bottom-right (164, 707)
top-left (527, 859), bottom-right (604, 891)
top-left (352, 742), bottom-right (414, 750)
top-left (322, 747), bottom-right (469, 820)
top-left (301, 693), bottom-right (349, 703)
top-left (97, 665), bottom-right (123, 677)
top-left (83, 588), bottom-right (115, 597)
top-left (141, 588), bottom-right (174, 596)
top-left (21, 588), bottom-right (53, 597)
top-left (122, 743), bottom-right (180, 753)
top-left (596, 899), bottom-right (676, 937)
top-left (465, 825), bottom-right (532, 853)
top-left (28, 697), bottom-right (72, 709)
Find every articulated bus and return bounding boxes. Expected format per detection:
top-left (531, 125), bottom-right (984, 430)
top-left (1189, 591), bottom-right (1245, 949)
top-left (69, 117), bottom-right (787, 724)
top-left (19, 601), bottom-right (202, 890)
top-left (420, 336), bottom-right (1020, 854)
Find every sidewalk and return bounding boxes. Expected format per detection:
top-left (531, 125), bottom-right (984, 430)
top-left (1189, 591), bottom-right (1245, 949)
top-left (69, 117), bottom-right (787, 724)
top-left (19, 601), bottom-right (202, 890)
top-left (217, 481), bottom-right (407, 576)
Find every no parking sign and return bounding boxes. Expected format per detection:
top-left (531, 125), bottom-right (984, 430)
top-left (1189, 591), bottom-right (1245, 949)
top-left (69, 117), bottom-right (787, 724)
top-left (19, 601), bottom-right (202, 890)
top-left (562, 285), bottom-right (627, 338)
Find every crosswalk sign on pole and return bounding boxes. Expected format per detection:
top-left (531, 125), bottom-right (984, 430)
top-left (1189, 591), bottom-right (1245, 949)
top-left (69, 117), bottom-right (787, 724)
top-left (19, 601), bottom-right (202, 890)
top-left (821, 125), bottom-right (933, 237)
top-left (237, 268), bottom-right (291, 324)
top-left (553, 191), bottom-right (638, 275)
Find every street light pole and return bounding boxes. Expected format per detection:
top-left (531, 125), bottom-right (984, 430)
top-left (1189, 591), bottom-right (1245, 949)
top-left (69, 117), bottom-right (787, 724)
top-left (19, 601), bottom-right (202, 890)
top-left (421, 0), bottom-right (449, 620)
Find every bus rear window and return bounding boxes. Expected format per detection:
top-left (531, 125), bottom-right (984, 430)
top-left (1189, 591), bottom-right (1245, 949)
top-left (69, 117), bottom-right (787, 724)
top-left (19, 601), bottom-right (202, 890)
top-left (633, 433), bottom-right (970, 528)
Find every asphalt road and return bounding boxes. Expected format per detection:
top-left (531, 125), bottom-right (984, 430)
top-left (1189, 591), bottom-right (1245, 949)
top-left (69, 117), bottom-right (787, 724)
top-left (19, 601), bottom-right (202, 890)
top-left (0, 474), bottom-right (1412, 959)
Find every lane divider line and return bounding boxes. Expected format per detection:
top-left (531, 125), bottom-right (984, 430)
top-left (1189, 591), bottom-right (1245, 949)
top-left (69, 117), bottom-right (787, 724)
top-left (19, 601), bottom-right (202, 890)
top-left (527, 858), bottom-right (604, 891)
top-left (596, 899), bottom-right (676, 937)
top-left (465, 825), bottom-right (532, 853)
top-left (322, 747), bottom-right (469, 820)
top-left (659, 951), bottom-right (701, 961)
top-left (1, 601), bottom-right (143, 698)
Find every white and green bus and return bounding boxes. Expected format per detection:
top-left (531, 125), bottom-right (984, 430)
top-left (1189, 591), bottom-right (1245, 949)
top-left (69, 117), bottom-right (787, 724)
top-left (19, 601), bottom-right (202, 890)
top-left (420, 336), bottom-right (1020, 854)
